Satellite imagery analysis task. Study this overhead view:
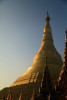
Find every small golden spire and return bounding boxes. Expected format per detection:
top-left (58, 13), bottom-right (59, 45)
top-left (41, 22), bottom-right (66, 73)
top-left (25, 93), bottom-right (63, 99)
top-left (44, 12), bottom-right (51, 32)
top-left (45, 11), bottom-right (50, 22)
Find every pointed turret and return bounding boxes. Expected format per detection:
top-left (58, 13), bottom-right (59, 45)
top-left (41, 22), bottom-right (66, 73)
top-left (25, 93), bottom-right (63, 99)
top-left (39, 57), bottom-right (52, 97)
top-left (45, 11), bottom-right (50, 21)
top-left (58, 30), bottom-right (67, 87)
top-left (44, 11), bottom-right (51, 33)
top-left (55, 30), bottom-right (67, 99)
top-left (31, 57), bottom-right (52, 100)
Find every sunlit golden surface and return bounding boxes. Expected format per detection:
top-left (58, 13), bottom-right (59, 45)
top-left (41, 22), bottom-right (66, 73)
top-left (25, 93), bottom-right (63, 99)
top-left (11, 13), bottom-right (62, 87)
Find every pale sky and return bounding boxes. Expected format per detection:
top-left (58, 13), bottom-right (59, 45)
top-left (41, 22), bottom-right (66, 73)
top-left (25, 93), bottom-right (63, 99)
top-left (0, 0), bottom-right (67, 90)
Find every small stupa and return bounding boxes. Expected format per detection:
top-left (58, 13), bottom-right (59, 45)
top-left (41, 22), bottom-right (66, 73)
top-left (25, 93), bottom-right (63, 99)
top-left (55, 30), bottom-right (67, 99)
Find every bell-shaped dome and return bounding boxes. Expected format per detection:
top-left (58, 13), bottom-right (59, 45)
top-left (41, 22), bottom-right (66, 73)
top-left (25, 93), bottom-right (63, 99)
top-left (11, 12), bottom-right (62, 87)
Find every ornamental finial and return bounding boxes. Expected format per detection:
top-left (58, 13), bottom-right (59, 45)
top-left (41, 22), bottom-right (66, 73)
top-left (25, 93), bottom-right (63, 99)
top-left (45, 11), bottom-right (50, 22)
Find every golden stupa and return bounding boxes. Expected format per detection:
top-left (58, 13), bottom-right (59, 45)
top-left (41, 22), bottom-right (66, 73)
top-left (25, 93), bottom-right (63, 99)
top-left (11, 12), bottom-right (62, 88)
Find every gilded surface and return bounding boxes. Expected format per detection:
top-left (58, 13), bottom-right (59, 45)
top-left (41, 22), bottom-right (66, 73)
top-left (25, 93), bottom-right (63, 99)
top-left (11, 13), bottom-right (62, 87)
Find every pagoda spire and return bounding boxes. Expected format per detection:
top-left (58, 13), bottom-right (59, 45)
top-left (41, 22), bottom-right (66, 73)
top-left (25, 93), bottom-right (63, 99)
top-left (11, 12), bottom-right (62, 93)
top-left (56, 30), bottom-right (67, 98)
top-left (41, 11), bottom-right (54, 51)
top-left (38, 57), bottom-right (52, 97)
top-left (31, 57), bottom-right (52, 100)
top-left (58, 30), bottom-right (67, 84)
top-left (45, 11), bottom-right (50, 22)
top-left (44, 11), bottom-right (51, 33)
